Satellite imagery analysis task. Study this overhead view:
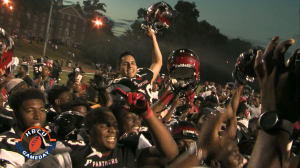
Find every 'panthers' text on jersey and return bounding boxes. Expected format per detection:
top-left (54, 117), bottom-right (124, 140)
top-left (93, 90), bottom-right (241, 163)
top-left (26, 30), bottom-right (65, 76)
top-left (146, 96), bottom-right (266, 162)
top-left (33, 63), bottom-right (44, 80)
top-left (64, 140), bottom-right (136, 168)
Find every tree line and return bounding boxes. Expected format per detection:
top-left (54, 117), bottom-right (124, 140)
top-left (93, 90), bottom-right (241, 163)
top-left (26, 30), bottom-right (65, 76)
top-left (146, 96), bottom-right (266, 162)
top-left (75, 0), bottom-right (263, 84)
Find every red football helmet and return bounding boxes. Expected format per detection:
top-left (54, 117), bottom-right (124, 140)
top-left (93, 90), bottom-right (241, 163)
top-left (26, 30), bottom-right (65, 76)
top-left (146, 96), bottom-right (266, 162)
top-left (167, 49), bottom-right (200, 82)
top-left (169, 121), bottom-right (200, 141)
top-left (142, 1), bottom-right (173, 33)
top-left (0, 28), bottom-right (14, 75)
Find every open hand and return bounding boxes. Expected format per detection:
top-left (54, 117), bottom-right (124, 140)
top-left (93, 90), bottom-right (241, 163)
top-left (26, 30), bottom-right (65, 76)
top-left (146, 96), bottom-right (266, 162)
top-left (254, 36), bottom-right (297, 122)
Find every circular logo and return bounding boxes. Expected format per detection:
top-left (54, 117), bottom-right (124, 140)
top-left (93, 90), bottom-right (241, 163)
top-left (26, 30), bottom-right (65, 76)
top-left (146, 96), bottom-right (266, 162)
top-left (15, 127), bottom-right (56, 160)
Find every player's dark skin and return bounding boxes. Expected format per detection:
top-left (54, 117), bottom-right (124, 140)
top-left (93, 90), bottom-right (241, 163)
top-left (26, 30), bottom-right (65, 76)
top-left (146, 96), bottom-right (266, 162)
top-left (14, 99), bottom-right (46, 144)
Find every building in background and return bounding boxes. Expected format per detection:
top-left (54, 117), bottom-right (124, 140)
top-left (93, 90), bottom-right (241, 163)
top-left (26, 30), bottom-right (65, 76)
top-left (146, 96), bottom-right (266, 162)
top-left (0, 0), bottom-right (87, 46)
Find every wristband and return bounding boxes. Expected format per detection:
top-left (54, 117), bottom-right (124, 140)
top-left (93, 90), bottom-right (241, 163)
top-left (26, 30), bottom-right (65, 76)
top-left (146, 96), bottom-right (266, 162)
top-left (160, 91), bottom-right (174, 106)
top-left (140, 105), bottom-right (153, 119)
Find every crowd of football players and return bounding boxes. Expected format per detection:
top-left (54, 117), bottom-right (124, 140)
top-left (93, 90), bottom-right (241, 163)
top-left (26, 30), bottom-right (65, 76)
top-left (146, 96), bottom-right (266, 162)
top-left (0, 25), bottom-right (299, 168)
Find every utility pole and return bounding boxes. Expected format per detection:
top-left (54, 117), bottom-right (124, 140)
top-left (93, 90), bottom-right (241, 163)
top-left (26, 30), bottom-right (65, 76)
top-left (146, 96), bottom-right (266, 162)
top-left (43, 1), bottom-right (53, 56)
top-left (294, 0), bottom-right (300, 49)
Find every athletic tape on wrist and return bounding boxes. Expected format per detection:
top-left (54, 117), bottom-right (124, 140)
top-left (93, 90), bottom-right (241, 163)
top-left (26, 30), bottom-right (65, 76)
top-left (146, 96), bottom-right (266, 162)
top-left (141, 105), bottom-right (153, 119)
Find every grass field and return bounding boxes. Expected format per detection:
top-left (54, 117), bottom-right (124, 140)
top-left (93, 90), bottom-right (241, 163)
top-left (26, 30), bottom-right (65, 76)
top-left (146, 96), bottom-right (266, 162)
top-left (14, 39), bottom-right (95, 84)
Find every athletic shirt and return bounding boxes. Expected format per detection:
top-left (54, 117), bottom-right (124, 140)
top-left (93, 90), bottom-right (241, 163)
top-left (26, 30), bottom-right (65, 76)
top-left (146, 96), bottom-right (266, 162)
top-left (0, 130), bottom-right (28, 166)
top-left (32, 63), bottom-right (44, 80)
top-left (64, 140), bottom-right (136, 168)
top-left (111, 68), bottom-right (154, 102)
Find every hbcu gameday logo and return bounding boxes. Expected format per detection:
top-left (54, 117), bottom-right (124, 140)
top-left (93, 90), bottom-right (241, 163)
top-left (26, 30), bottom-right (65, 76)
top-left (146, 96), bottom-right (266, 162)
top-left (15, 127), bottom-right (56, 160)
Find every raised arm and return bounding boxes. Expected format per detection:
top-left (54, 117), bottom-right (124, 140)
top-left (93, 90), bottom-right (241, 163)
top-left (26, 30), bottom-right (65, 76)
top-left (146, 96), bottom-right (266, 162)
top-left (115, 89), bottom-right (178, 166)
top-left (248, 37), bottom-right (297, 168)
top-left (225, 83), bottom-right (244, 139)
top-left (138, 108), bottom-right (179, 166)
top-left (226, 83), bottom-right (244, 119)
top-left (146, 26), bottom-right (163, 83)
top-left (162, 95), bottom-right (181, 123)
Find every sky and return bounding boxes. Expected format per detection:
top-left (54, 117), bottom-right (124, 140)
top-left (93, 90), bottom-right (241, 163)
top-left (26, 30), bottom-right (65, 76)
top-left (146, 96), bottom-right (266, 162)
top-left (66, 0), bottom-right (299, 51)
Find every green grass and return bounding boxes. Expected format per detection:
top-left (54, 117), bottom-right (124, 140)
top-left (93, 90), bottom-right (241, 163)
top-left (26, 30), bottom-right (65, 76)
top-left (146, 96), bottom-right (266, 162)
top-left (14, 39), bottom-right (94, 84)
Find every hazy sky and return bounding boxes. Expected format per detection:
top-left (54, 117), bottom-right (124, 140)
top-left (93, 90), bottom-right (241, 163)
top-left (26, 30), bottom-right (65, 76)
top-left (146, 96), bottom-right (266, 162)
top-left (66, 0), bottom-right (299, 51)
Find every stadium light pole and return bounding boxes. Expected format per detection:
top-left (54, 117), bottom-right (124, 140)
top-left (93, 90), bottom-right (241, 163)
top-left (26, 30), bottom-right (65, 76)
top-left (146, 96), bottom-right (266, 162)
top-left (43, 1), bottom-right (53, 56)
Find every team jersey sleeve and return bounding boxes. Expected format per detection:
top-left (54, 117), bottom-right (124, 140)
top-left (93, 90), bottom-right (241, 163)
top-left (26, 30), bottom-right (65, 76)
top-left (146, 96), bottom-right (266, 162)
top-left (0, 136), bottom-right (25, 166)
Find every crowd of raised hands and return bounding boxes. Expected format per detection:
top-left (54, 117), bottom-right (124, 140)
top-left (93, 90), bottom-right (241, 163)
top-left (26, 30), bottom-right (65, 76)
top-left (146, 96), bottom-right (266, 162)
top-left (167, 37), bottom-right (300, 168)
top-left (0, 24), bottom-right (300, 168)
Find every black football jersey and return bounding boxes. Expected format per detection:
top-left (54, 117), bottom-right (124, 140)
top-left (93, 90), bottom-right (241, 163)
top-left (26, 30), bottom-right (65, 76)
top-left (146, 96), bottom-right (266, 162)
top-left (0, 130), bottom-right (27, 166)
top-left (64, 140), bottom-right (136, 168)
top-left (33, 63), bottom-right (44, 80)
top-left (111, 68), bottom-right (154, 102)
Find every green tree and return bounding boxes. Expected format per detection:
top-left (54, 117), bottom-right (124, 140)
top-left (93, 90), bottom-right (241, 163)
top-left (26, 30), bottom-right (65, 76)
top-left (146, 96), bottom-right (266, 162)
top-left (81, 0), bottom-right (115, 35)
top-left (121, 0), bottom-right (257, 84)
top-left (74, 1), bottom-right (85, 16)
top-left (82, 0), bottom-right (106, 17)
top-left (137, 8), bottom-right (147, 19)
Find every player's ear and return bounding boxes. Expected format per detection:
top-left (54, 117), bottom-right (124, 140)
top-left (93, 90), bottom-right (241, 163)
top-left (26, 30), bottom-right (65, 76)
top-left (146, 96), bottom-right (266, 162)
top-left (55, 99), bottom-right (60, 106)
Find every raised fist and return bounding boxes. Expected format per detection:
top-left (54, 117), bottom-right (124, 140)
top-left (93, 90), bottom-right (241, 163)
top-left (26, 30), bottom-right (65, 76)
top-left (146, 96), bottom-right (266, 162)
top-left (115, 87), bottom-right (150, 116)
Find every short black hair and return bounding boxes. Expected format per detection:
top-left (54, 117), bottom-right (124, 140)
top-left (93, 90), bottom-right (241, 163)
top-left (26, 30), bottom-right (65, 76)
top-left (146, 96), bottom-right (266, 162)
top-left (117, 51), bottom-right (136, 67)
top-left (71, 98), bottom-right (91, 111)
top-left (37, 58), bottom-right (42, 63)
top-left (109, 103), bottom-right (125, 124)
top-left (47, 85), bottom-right (70, 105)
top-left (84, 107), bottom-right (112, 134)
top-left (43, 66), bottom-right (51, 71)
top-left (9, 88), bottom-right (45, 115)
top-left (20, 64), bottom-right (28, 72)
top-left (61, 98), bottom-right (91, 112)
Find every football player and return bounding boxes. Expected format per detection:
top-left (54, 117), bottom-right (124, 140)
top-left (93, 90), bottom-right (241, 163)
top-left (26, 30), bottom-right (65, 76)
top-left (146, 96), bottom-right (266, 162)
top-left (46, 85), bottom-right (73, 123)
top-left (169, 121), bottom-right (200, 155)
top-left (32, 58), bottom-right (44, 80)
top-left (151, 49), bottom-right (200, 118)
top-left (115, 26), bottom-right (162, 100)
top-left (0, 88), bottom-right (71, 167)
top-left (65, 90), bottom-right (178, 167)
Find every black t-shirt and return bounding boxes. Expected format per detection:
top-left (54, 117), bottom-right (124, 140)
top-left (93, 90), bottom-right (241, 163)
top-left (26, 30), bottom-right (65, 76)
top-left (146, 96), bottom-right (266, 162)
top-left (64, 141), bottom-right (136, 168)
top-left (22, 75), bottom-right (33, 88)
top-left (33, 63), bottom-right (43, 80)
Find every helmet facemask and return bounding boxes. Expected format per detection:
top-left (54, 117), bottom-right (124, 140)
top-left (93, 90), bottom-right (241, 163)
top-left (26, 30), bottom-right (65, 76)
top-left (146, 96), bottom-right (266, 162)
top-left (167, 49), bottom-right (200, 93)
top-left (141, 1), bottom-right (173, 34)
